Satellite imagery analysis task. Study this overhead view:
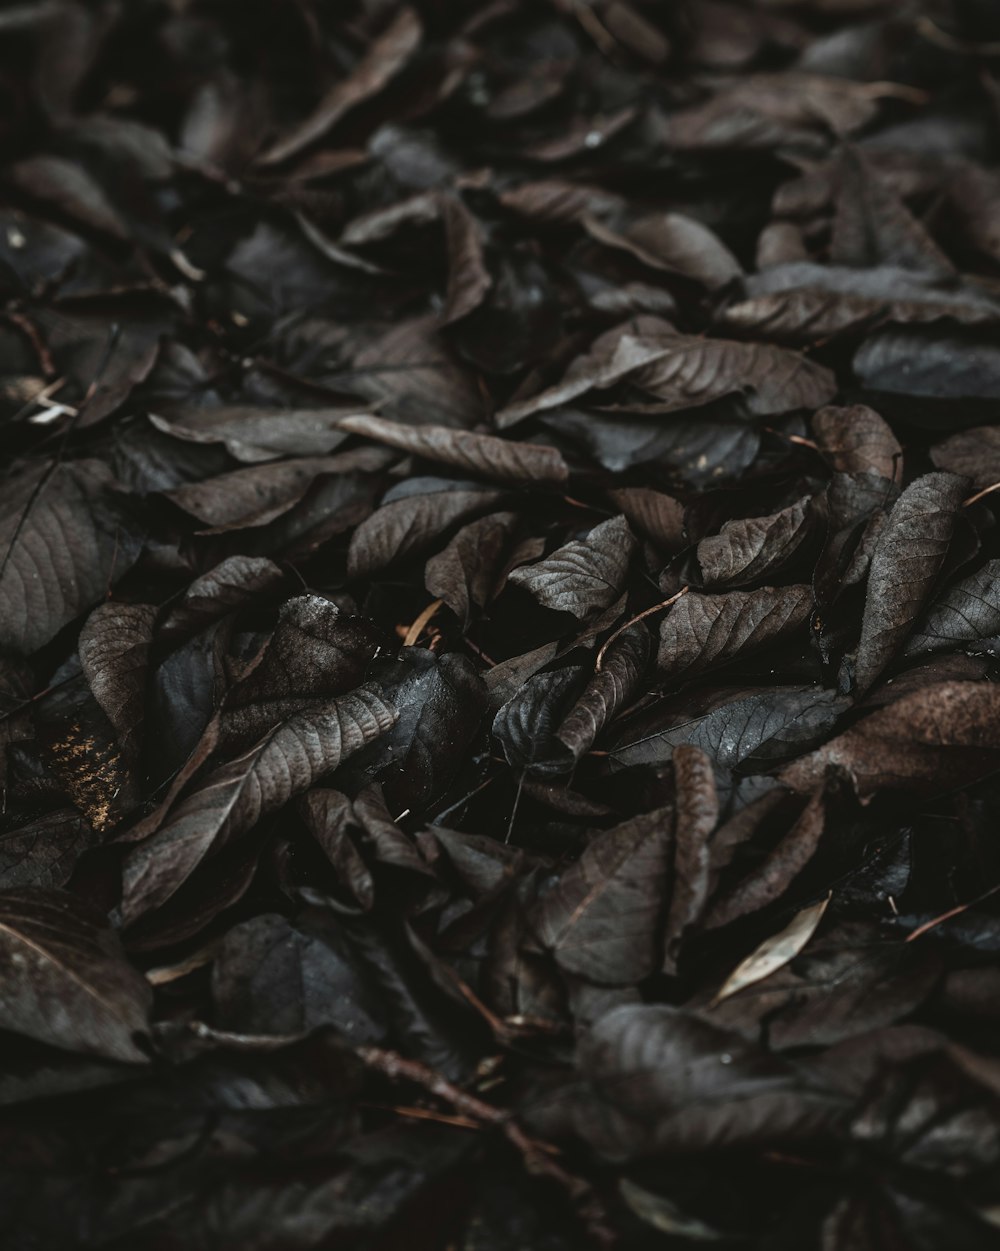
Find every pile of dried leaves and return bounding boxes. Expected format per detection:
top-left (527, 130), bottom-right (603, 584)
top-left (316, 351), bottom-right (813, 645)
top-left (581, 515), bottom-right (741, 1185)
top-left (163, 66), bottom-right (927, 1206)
top-left (5, 0), bottom-right (1000, 1246)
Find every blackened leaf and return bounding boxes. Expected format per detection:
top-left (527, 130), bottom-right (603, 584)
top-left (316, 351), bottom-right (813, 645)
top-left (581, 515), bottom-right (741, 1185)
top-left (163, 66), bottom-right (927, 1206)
top-left (697, 497), bottom-right (812, 589)
top-left (657, 586), bottom-right (813, 680)
top-left (347, 488), bottom-right (504, 580)
top-left (627, 336), bottom-right (836, 416)
top-left (556, 627), bottom-right (650, 760)
top-left (424, 511), bottom-right (519, 627)
top-left (219, 595), bottom-right (383, 751)
top-left (718, 261), bottom-right (1000, 342)
top-left (812, 404), bottom-right (902, 482)
top-left (781, 681), bottom-right (1000, 797)
top-left (122, 685), bottom-right (399, 921)
top-left (159, 556), bottom-right (285, 642)
top-left (336, 414), bottom-right (569, 484)
top-left (339, 650), bottom-right (487, 811)
top-left (497, 324), bottom-right (835, 426)
top-left (351, 785), bottom-right (437, 881)
top-left (664, 746), bottom-right (719, 973)
top-left (854, 328), bottom-right (1000, 401)
top-left (298, 789), bottom-right (375, 911)
top-left (583, 211), bottom-right (742, 288)
top-left (665, 73), bottom-right (878, 147)
top-left (565, 1004), bottom-right (844, 1160)
top-left (258, 8), bottom-right (423, 165)
top-left (439, 193), bottom-right (492, 324)
top-left (0, 810), bottom-right (99, 891)
top-left (704, 788), bottom-right (826, 930)
top-left (608, 487), bottom-right (686, 552)
top-left (147, 624), bottom-right (225, 782)
top-left (148, 407), bottom-right (361, 462)
top-left (532, 807), bottom-right (673, 986)
top-left (0, 887), bottom-right (151, 1062)
top-left (847, 472), bottom-right (966, 695)
top-left (831, 150), bottom-right (954, 277)
top-left (5, 155), bottom-right (129, 241)
top-left (932, 426), bottom-right (1000, 489)
top-left (78, 602), bottom-right (156, 763)
top-left (508, 516), bottom-right (636, 618)
top-left (545, 406), bottom-right (760, 484)
top-left (494, 319), bottom-right (695, 427)
top-left (609, 686), bottom-right (850, 773)
top-left (341, 315), bottom-right (488, 429)
top-left (904, 560), bottom-right (1000, 657)
top-left (493, 666), bottom-right (586, 775)
top-left (211, 913), bottom-right (387, 1042)
top-left (165, 449), bottom-right (390, 530)
top-left (0, 460), bottom-right (142, 656)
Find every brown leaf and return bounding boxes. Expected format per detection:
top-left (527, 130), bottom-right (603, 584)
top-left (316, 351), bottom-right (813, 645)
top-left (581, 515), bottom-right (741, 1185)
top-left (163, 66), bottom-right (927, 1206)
top-left (122, 685), bottom-right (399, 921)
top-left (336, 414), bottom-right (569, 484)
top-left (0, 887), bottom-right (152, 1061)
top-left (508, 515), bottom-right (637, 619)
top-left (781, 681), bottom-right (1000, 797)
top-left (532, 808), bottom-right (673, 986)
top-left (258, 8), bottom-right (423, 165)
top-left (847, 472), bottom-right (967, 695)
top-left (657, 585), bottom-right (814, 679)
top-left (664, 746), bottom-right (720, 973)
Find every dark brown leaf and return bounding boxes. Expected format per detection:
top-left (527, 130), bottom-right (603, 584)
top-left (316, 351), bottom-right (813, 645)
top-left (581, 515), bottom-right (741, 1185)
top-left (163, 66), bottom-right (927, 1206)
top-left (78, 601), bottom-right (156, 763)
top-left (532, 808), bottom-right (673, 986)
top-left (556, 627), bottom-right (650, 760)
top-left (0, 887), bottom-right (151, 1061)
top-left (347, 487), bottom-right (504, 580)
top-left (122, 685), bottom-right (398, 921)
top-left (508, 515), bottom-right (636, 618)
top-left (696, 497), bottom-right (812, 589)
top-left (258, 8), bottom-right (423, 165)
top-left (781, 681), bottom-right (1000, 797)
top-left (657, 585), bottom-right (814, 680)
top-left (336, 414), bottom-right (569, 484)
top-left (846, 472), bottom-right (967, 695)
top-left (0, 459), bottom-right (143, 656)
top-left (663, 746), bottom-right (719, 973)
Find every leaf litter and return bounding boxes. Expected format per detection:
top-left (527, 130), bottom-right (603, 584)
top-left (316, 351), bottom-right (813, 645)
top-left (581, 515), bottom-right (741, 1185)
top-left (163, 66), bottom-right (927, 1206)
top-left (3, 2), bottom-right (1000, 1248)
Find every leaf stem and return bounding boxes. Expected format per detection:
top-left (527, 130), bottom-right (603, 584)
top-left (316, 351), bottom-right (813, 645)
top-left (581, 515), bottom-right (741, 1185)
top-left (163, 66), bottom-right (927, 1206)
top-left (595, 586), bottom-right (689, 672)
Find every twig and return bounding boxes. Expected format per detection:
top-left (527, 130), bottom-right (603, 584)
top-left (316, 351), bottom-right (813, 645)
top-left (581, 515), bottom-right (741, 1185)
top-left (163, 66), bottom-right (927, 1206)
top-left (505, 767), bottom-right (526, 845)
top-left (356, 1045), bottom-right (617, 1248)
top-left (906, 881), bottom-right (1000, 942)
top-left (916, 16), bottom-right (1000, 56)
top-left (963, 481), bottom-right (1000, 508)
top-left (595, 586), bottom-right (689, 672)
top-left (403, 598), bottom-right (444, 646)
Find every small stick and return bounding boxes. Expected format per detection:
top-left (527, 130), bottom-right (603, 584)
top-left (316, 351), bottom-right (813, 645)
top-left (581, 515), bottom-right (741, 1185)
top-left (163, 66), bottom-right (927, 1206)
top-left (595, 586), bottom-right (689, 672)
top-left (356, 1045), bottom-right (617, 1248)
top-left (403, 598), bottom-right (444, 646)
top-left (963, 481), bottom-right (1000, 508)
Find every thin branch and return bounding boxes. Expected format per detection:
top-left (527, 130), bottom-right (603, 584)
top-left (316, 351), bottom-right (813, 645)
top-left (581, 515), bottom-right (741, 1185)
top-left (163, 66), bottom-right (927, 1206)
top-left (356, 1045), bottom-right (617, 1248)
top-left (906, 881), bottom-right (1000, 943)
top-left (595, 586), bottom-right (689, 672)
top-left (963, 481), bottom-right (1000, 508)
top-left (403, 597), bottom-right (444, 646)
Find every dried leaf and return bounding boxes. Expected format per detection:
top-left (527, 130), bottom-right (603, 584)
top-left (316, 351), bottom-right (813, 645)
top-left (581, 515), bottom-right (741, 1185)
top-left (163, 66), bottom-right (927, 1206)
top-left (713, 893), bottom-right (832, 1004)
top-left (508, 515), bottom-right (636, 618)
